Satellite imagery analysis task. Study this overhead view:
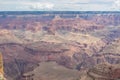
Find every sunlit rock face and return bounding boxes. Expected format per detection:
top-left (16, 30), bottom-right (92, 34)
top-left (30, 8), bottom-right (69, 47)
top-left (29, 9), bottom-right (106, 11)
top-left (0, 11), bottom-right (120, 80)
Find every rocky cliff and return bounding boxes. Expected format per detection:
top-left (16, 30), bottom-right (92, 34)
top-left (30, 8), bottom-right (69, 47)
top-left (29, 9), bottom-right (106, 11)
top-left (0, 12), bottom-right (120, 80)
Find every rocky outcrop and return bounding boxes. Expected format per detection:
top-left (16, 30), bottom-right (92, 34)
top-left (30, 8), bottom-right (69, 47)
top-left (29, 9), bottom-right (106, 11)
top-left (85, 64), bottom-right (120, 80)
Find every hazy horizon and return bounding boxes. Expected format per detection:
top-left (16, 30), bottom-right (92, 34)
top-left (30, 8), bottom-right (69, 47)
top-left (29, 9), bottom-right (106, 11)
top-left (0, 0), bottom-right (120, 11)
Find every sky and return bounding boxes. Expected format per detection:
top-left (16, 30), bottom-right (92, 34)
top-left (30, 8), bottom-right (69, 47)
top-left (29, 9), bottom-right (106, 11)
top-left (0, 0), bottom-right (120, 11)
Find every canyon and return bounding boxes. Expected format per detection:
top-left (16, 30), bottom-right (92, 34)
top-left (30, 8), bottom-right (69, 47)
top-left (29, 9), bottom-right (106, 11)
top-left (0, 11), bottom-right (120, 80)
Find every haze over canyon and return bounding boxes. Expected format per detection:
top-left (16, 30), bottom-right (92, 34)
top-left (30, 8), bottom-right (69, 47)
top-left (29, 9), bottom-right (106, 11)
top-left (0, 11), bottom-right (120, 80)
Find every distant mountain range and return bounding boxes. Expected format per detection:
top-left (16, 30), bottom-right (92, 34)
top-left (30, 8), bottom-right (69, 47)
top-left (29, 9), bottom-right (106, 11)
top-left (0, 11), bottom-right (120, 15)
